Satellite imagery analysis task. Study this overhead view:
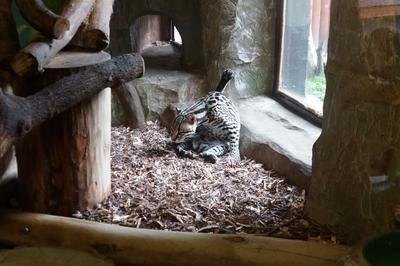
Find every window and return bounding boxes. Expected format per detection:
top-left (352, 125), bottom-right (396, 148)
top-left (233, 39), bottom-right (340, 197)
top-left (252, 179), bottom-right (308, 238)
top-left (275, 0), bottom-right (331, 122)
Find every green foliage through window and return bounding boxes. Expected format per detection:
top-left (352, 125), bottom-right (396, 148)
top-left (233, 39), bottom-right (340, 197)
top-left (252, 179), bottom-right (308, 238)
top-left (305, 74), bottom-right (326, 101)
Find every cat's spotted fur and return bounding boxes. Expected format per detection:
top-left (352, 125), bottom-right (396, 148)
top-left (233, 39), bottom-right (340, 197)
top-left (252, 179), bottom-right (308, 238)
top-left (169, 69), bottom-right (240, 163)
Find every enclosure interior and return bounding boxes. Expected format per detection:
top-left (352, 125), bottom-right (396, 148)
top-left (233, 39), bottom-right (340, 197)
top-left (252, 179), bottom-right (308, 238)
top-left (0, 0), bottom-right (399, 257)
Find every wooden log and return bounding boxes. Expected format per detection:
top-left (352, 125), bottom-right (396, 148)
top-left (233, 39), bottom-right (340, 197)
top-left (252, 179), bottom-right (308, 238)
top-left (73, 0), bottom-right (115, 51)
top-left (113, 82), bottom-right (146, 128)
top-left (0, 210), bottom-right (350, 266)
top-left (16, 88), bottom-right (112, 216)
top-left (0, 53), bottom-right (144, 158)
top-left (15, 0), bottom-right (70, 39)
top-left (0, 247), bottom-right (113, 266)
top-left (0, 0), bottom-right (19, 66)
top-left (10, 0), bottom-right (95, 77)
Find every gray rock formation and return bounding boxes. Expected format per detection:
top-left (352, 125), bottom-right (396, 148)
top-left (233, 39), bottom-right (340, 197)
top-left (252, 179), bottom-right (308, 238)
top-left (200, 0), bottom-right (275, 99)
top-left (112, 69), bottom-right (206, 124)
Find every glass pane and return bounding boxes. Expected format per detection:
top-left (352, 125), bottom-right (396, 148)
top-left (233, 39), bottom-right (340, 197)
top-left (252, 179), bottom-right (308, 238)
top-left (279, 0), bottom-right (331, 116)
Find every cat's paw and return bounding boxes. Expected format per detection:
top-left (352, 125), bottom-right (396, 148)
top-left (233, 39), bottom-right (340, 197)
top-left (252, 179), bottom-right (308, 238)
top-left (200, 153), bottom-right (218, 163)
top-left (165, 139), bottom-right (176, 146)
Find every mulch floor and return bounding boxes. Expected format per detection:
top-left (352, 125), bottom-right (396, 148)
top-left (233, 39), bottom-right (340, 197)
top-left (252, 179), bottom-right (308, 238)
top-left (76, 122), bottom-right (336, 243)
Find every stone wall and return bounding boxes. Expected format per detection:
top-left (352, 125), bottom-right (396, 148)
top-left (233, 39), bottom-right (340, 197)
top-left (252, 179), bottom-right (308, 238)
top-left (306, 0), bottom-right (400, 243)
top-left (110, 0), bottom-right (276, 96)
top-left (200, 0), bottom-right (275, 98)
top-left (109, 0), bottom-right (277, 123)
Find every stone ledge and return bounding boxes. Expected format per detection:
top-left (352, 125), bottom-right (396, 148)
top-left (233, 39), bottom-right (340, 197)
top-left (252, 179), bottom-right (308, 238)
top-left (238, 96), bottom-right (321, 189)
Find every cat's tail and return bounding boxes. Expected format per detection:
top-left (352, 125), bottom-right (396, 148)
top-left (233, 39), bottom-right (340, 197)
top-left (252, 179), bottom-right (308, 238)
top-left (215, 68), bottom-right (234, 92)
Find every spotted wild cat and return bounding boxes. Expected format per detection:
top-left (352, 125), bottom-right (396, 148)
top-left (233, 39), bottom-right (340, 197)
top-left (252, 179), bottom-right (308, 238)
top-left (168, 69), bottom-right (240, 163)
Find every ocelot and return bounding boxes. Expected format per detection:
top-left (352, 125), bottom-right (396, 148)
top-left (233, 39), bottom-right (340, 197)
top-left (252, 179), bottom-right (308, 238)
top-left (168, 69), bottom-right (240, 163)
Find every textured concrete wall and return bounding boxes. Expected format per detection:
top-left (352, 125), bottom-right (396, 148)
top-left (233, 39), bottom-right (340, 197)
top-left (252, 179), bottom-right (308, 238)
top-left (306, 0), bottom-right (400, 243)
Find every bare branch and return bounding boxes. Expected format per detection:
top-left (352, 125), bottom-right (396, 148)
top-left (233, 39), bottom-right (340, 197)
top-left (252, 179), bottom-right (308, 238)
top-left (0, 53), bottom-right (144, 157)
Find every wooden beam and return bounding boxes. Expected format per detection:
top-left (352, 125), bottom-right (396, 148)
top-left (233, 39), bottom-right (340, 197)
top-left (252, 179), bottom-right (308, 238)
top-left (0, 210), bottom-right (350, 266)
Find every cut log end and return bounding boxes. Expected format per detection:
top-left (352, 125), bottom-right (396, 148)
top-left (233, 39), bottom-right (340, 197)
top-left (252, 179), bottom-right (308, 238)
top-left (10, 52), bottom-right (39, 77)
top-left (54, 18), bottom-right (71, 39)
top-left (83, 29), bottom-right (109, 51)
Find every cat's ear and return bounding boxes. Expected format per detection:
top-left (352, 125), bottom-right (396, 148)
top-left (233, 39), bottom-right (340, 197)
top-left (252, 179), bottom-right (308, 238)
top-left (175, 107), bottom-right (181, 113)
top-left (188, 114), bottom-right (196, 124)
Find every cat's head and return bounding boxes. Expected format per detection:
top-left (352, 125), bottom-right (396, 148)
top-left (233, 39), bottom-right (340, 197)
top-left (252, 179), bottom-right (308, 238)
top-left (170, 108), bottom-right (197, 143)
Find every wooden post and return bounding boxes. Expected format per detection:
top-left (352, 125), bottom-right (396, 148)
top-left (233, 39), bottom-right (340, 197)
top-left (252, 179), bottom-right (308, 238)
top-left (16, 87), bottom-right (111, 216)
top-left (113, 82), bottom-right (146, 128)
top-left (12, 54), bottom-right (144, 216)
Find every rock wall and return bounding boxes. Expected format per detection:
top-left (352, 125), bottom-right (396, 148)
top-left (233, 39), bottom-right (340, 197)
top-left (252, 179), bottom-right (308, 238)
top-left (200, 0), bottom-right (276, 98)
top-left (306, 0), bottom-right (400, 243)
top-left (110, 0), bottom-right (276, 124)
top-left (112, 69), bottom-right (206, 124)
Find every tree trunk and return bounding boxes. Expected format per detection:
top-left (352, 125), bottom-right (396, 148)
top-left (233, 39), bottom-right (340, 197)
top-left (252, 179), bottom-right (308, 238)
top-left (16, 88), bottom-right (111, 216)
top-left (3, 54), bottom-right (144, 216)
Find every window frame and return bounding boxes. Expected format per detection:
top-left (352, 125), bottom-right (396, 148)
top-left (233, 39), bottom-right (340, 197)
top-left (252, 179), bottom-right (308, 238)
top-left (272, 0), bottom-right (324, 127)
